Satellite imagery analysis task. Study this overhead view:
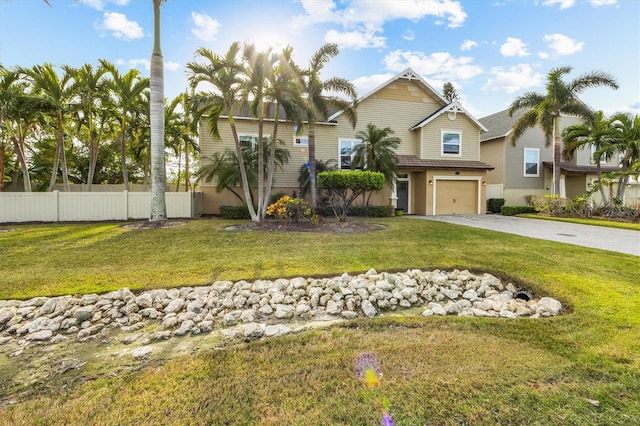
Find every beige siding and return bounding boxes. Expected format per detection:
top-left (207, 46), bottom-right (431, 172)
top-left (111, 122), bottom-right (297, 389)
top-left (332, 79), bottom-right (442, 157)
top-left (480, 139), bottom-right (505, 184)
top-left (420, 114), bottom-right (481, 160)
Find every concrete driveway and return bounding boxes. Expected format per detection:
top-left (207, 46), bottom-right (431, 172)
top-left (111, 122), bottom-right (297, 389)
top-left (410, 214), bottom-right (640, 256)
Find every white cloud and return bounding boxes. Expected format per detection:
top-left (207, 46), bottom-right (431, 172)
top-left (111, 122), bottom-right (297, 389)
top-left (352, 73), bottom-right (395, 97)
top-left (500, 37), bottom-right (529, 57)
top-left (482, 64), bottom-right (543, 93)
top-left (383, 50), bottom-right (483, 81)
top-left (290, 1), bottom-right (469, 52)
top-left (165, 61), bottom-right (180, 71)
top-left (191, 12), bottom-right (221, 42)
top-left (589, 0), bottom-right (617, 5)
top-left (542, 0), bottom-right (576, 9)
top-left (543, 33), bottom-right (584, 56)
top-left (96, 12), bottom-right (143, 41)
top-left (324, 28), bottom-right (385, 49)
top-left (128, 58), bottom-right (150, 70)
top-left (80, 0), bottom-right (130, 11)
top-left (461, 40), bottom-right (478, 51)
top-left (403, 30), bottom-right (415, 41)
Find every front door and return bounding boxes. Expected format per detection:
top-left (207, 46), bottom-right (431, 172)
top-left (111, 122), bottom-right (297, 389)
top-left (397, 181), bottom-right (408, 213)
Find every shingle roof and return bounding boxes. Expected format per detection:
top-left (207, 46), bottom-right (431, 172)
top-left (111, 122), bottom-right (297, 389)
top-left (542, 162), bottom-right (621, 174)
top-left (398, 155), bottom-right (494, 170)
top-left (478, 109), bottom-right (525, 142)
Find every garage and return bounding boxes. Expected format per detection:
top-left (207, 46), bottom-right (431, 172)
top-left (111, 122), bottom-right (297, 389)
top-left (434, 179), bottom-right (479, 215)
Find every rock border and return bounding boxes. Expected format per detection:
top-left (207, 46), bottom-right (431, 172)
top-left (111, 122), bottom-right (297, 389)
top-left (0, 269), bottom-right (562, 348)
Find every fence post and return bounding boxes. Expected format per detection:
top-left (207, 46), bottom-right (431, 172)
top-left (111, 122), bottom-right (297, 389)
top-left (123, 190), bottom-right (129, 220)
top-left (53, 190), bottom-right (59, 222)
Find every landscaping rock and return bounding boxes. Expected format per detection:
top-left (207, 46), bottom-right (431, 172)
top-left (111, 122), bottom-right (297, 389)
top-left (0, 269), bottom-right (562, 347)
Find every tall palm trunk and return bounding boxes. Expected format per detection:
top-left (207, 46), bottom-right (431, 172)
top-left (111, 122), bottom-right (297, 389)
top-left (52, 109), bottom-right (69, 191)
top-left (149, 0), bottom-right (167, 221)
top-left (256, 107), bottom-right (265, 219)
top-left (184, 144), bottom-right (190, 191)
top-left (119, 118), bottom-right (130, 191)
top-left (552, 117), bottom-right (561, 196)
top-left (595, 161), bottom-right (608, 204)
top-left (87, 131), bottom-right (98, 192)
top-left (175, 150), bottom-right (182, 192)
top-left (0, 142), bottom-right (5, 191)
top-left (308, 123), bottom-right (317, 208)
top-left (11, 133), bottom-right (31, 192)
top-left (229, 115), bottom-right (258, 221)
top-left (261, 109), bottom-right (281, 218)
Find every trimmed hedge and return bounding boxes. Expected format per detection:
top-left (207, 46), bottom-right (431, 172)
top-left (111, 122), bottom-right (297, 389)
top-left (219, 205), bottom-right (251, 220)
top-left (316, 205), bottom-right (393, 218)
top-left (317, 170), bottom-right (385, 191)
top-left (487, 198), bottom-right (506, 213)
top-left (501, 205), bottom-right (537, 216)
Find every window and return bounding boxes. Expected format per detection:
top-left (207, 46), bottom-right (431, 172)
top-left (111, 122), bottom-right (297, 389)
top-left (442, 131), bottom-right (461, 156)
top-left (339, 139), bottom-right (362, 169)
top-left (524, 148), bottom-right (539, 177)
top-left (239, 134), bottom-right (259, 150)
top-left (294, 136), bottom-right (308, 146)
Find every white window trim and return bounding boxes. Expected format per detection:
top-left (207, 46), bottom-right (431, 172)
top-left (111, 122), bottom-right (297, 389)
top-left (338, 138), bottom-right (362, 170)
top-left (238, 134), bottom-right (259, 149)
top-left (441, 130), bottom-right (462, 157)
top-left (523, 148), bottom-right (540, 177)
top-left (293, 136), bottom-right (308, 146)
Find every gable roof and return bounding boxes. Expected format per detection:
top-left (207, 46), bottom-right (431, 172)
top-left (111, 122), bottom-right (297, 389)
top-left (409, 101), bottom-right (488, 132)
top-left (327, 67), bottom-right (447, 122)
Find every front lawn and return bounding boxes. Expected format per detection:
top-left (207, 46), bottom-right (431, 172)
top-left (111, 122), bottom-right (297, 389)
top-left (0, 218), bottom-right (638, 425)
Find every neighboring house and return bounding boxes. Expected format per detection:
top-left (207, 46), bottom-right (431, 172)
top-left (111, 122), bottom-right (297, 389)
top-left (198, 68), bottom-right (493, 215)
top-left (479, 109), bottom-right (622, 206)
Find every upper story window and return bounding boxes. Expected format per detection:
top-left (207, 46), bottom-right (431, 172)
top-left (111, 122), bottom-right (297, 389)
top-left (524, 148), bottom-right (540, 177)
top-left (294, 136), bottom-right (308, 146)
top-left (441, 131), bottom-right (461, 156)
top-left (339, 138), bottom-right (362, 169)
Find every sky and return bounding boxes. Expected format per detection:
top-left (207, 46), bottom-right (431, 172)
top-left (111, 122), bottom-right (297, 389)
top-left (1, 0), bottom-right (638, 119)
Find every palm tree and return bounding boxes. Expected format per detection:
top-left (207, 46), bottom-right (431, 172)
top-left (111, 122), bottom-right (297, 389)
top-left (149, 0), bottom-right (167, 221)
top-left (195, 138), bottom-right (290, 204)
top-left (67, 63), bottom-right (109, 191)
top-left (165, 93), bottom-right (197, 191)
top-left (562, 110), bottom-right (618, 204)
top-left (188, 43), bottom-right (258, 220)
top-left (299, 43), bottom-right (357, 208)
top-left (508, 66), bottom-right (619, 196)
top-left (351, 123), bottom-right (401, 204)
top-left (608, 113), bottom-right (640, 201)
top-left (101, 60), bottom-right (149, 191)
top-left (21, 63), bottom-right (76, 191)
top-left (298, 158), bottom-right (337, 198)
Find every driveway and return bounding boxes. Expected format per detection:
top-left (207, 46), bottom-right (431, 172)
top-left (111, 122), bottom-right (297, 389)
top-left (410, 215), bottom-right (640, 256)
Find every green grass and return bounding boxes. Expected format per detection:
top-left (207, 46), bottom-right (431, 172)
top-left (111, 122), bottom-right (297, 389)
top-left (0, 217), bottom-right (639, 425)
top-left (518, 213), bottom-right (640, 231)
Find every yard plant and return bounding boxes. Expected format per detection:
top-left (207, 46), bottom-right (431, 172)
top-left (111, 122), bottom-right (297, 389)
top-left (0, 218), bottom-right (638, 424)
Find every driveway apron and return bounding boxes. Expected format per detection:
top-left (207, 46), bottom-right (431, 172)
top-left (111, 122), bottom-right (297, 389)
top-left (410, 215), bottom-right (640, 257)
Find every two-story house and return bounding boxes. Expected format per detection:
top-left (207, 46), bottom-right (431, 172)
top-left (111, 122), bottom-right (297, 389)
top-left (479, 109), bottom-right (622, 206)
top-left (198, 68), bottom-right (494, 215)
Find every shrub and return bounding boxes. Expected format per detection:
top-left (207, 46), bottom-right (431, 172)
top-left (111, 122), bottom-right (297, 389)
top-left (219, 205), bottom-right (251, 220)
top-left (266, 195), bottom-right (314, 223)
top-left (317, 171), bottom-right (385, 221)
top-left (501, 206), bottom-right (537, 216)
top-left (530, 195), bottom-right (565, 215)
top-left (487, 198), bottom-right (506, 214)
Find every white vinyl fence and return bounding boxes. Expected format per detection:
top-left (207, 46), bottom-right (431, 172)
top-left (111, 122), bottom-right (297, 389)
top-left (0, 191), bottom-right (202, 223)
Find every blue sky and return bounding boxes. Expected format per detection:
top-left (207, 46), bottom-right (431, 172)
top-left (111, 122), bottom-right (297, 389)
top-left (1, 0), bottom-right (638, 118)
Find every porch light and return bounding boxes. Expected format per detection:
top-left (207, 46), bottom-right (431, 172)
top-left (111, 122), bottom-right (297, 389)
top-left (482, 181), bottom-right (487, 186)
top-left (428, 180), bottom-right (433, 185)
